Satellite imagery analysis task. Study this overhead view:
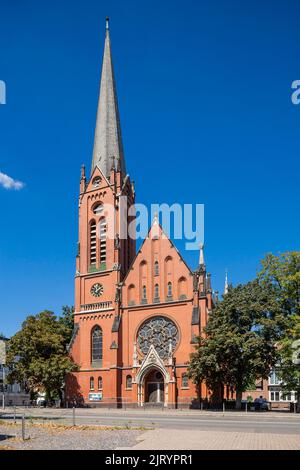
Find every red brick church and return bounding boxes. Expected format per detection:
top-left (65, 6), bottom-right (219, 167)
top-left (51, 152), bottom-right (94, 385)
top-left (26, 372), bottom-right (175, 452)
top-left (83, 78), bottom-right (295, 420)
top-left (66, 19), bottom-right (216, 408)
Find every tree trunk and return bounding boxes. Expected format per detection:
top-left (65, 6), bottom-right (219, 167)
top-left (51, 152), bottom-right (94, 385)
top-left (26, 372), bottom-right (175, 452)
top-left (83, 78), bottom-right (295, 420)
top-left (58, 389), bottom-right (63, 408)
top-left (236, 390), bottom-right (243, 409)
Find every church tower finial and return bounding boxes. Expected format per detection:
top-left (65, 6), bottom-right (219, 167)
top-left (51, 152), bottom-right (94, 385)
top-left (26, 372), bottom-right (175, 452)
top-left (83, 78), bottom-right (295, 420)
top-left (199, 243), bottom-right (205, 267)
top-left (91, 18), bottom-right (126, 178)
top-left (224, 269), bottom-right (229, 295)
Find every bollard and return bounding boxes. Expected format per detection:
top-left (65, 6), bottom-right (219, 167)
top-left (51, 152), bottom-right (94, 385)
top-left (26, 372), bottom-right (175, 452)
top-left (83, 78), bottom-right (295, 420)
top-left (294, 402), bottom-right (296, 414)
top-left (245, 402), bottom-right (248, 413)
top-left (72, 406), bottom-right (76, 426)
top-left (22, 414), bottom-right (25, 440)
top-left (200, 401), bottom-right (203, 411)
top-left (223, 402), bottom-right (225, 414)
top-left (13, 405), bottom-right (16, 424)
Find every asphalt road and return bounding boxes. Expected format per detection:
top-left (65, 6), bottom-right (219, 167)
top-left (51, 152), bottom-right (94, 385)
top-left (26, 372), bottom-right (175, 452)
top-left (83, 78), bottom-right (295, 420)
top-left (2, 408), bottom-right (300, 434)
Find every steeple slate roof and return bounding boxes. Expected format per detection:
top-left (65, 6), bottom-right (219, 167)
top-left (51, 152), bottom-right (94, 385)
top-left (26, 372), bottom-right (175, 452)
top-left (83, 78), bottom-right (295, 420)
top-left (91, 18), bottom-right (126, 178)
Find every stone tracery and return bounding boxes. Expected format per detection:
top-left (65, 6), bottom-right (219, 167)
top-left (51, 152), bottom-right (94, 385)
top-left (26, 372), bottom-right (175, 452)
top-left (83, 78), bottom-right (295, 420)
top-left (137, 316), bottom-right (179, 359)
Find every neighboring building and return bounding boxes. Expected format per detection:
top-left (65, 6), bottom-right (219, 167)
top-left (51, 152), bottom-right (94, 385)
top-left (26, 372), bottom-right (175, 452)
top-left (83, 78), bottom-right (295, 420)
top-left (242, 370), bottom-right (297, 409)
top-left (0, 337), bottom-right (30, 406)
top-left (66, 19), bottom-right (216, 408)
top-left (267, 369), bottom-right (297, 409)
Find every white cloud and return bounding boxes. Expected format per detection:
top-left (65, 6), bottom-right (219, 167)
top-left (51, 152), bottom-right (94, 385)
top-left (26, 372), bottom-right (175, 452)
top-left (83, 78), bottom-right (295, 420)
top-left (0, 171), bottom-right (25, 190)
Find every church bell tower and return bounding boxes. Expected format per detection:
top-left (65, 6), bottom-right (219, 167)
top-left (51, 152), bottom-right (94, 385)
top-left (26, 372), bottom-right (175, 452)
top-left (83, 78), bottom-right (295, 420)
top-left (69, 19), bottom-right (135, 404)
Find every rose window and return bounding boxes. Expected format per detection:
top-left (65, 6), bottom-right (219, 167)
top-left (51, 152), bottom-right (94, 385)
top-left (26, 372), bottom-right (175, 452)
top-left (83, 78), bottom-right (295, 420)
top-left (137, 316), bottom-right (179, 359)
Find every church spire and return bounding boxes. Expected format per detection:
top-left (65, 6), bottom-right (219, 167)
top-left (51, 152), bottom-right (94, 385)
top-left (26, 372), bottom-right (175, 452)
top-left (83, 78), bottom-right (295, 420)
top-left (91, 18), bottom-right (126, 178)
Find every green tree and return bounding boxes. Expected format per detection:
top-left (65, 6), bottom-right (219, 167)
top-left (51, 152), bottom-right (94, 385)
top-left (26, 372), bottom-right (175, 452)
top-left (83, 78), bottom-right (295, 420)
top-left (259, 251), bottom-right (300, 407)
top-left (6, 311), bottom-right (78, 402)
top-left (259, 252), bottom-right (300, 317)
top-left (189, 280), bottom-right (281, 409)
top-left (59, 305), bottom-right (75, 345)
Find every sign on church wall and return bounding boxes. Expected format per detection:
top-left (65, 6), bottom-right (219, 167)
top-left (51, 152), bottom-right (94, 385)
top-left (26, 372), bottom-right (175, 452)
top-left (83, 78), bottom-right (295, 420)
top-left (88, 392), bottom-right (103, 402)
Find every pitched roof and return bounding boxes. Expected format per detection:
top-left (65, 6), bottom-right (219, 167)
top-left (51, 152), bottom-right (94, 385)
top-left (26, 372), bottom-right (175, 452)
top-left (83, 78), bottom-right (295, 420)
top-left (122, 216), bottom-right (193, 284)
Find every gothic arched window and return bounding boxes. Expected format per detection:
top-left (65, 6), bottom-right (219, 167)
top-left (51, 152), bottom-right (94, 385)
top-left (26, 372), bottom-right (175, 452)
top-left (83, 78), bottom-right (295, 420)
top-left (98, 376), bottom-right (103, 390)
top-left (154, 261), bottom-right (159, 276)
top-left (91, 325), bottom-right (103, 366)
top-left (99, 218), bottom-right (107, 267)
top-left (154, 283), bottom-right (160, 300)
top-left (90, 220), bottom-right (97, 266)
top-left (90, 376), bottom-right (94, 390)
top-left (167, 282), bottom-right (173, 298)
top-left (126, 375), bottom-right (132, 390)
top-left (182, 374), bottom-right (189, 388)
top-left (142, 285), bottom-right (147, 303)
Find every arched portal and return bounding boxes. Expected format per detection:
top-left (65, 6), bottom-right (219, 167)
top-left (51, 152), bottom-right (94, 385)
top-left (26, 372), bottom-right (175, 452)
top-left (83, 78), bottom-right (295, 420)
top-left (144, 369), bottom-right (164, 404)
top-left (135, 344), bottom-right (171, 407)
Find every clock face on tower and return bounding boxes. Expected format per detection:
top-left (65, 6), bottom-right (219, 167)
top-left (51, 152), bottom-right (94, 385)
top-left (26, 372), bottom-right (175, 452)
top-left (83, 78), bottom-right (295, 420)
top-left (90, 283), bottom-right (104, 297)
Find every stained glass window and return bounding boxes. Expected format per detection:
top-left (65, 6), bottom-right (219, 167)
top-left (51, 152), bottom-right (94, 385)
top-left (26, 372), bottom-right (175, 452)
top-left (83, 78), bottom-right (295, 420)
top-left (91, 326), bottom-right (103, 364)
top-left (137, 316), bottom-right (179, 359)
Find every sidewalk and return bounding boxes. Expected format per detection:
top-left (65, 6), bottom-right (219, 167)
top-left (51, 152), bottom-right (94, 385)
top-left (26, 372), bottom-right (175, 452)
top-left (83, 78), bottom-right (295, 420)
top-left (119, 428), bottom-right (300, 450)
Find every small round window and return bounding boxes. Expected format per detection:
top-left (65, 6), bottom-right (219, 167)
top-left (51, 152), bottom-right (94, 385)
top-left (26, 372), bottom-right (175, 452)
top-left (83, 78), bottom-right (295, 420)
top-left (93, 203), bottom-right (103, 215)
top-left (92, 176), bottom-right (102, 187)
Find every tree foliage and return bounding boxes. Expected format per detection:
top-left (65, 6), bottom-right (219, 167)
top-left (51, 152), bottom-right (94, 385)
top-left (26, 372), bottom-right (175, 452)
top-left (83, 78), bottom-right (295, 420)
top-left (59, 305), bottom-right (75, 346)
top-left (6, 310), bottom-right (77, 400)
top-left (259, 252), bottom-right (300, 403)
top-left (188, 280), bottom-right (281, 408)
top-left (259, 252), bottom-right (300, 317)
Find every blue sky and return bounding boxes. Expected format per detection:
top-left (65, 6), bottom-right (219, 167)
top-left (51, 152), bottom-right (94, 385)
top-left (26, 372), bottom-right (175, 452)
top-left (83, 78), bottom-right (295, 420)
top-left (0, 0), bottom-right (299, 337)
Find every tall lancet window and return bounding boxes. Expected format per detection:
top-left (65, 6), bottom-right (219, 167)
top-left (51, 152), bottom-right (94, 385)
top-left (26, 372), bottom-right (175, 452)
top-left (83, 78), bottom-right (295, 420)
top-left (142, 285), bottom-right (147, 303)
top-left (91, 325), bottom-right (103, 366)
top-left (99, 218), bottom-right (107, 267)
top-left (154, 261), bottom-right (159, 276)
top-left (154, 283), bottom-right (160, 301)
top-left (90, 221), bottom-right (97, 266)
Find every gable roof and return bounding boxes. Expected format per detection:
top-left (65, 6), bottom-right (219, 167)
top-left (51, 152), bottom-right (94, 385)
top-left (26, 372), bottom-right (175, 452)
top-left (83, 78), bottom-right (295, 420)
top-left (122, 216), bottom-right (193, 284)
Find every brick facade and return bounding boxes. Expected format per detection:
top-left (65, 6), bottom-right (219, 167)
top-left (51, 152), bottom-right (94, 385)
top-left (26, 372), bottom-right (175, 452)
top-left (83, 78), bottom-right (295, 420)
top-left (66, 164), bottom-right (213, 407)
top-left (66, 21), bottom-right (216, 408)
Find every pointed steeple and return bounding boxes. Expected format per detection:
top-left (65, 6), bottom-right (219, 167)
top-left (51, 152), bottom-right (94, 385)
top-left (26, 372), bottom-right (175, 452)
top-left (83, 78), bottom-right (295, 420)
top-left (91, 18), bottom-right (126, 178)
top-left (224, 269), bottom-right (229, 295)
top-left (199, 243), bottom-right (205, 267)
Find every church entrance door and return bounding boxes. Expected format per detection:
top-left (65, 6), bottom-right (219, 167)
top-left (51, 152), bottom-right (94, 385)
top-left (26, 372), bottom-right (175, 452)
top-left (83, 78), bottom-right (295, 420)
top-left (144, 369), bottom-right (164, 404)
